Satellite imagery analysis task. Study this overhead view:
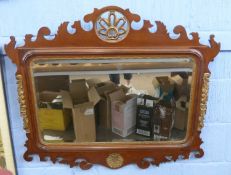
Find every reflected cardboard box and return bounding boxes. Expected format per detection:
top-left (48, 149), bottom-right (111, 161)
top-left (36, 75), bottom-right (72, 132)
top-left (109, 89), bottom-right (137, 137)
top-left (171, 73), bottom-right (192, 100)
top-left (86, 78), bottom-right (102, 89)
top-left (35, 75), bottom-right (69, 92)
top-left (136, 95), bottom-right (174, 140)
top-left (173, 108), bottom-right (188, 131)
top-left (89, 81), bottom-right (118, 129)
top-left (38, 91), bottom-right (72, 131)
top-left (70, 79), bottom-right (101, 142)
top-left (136, 95), bottom-right (156, 137)
top-left (171, 73), bottom-right (191, 131)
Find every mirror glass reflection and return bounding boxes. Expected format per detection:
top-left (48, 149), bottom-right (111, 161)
top-left (31, 58), bottom-right (194, 143)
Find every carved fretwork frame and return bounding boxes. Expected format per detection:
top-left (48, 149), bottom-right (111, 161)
top-left (4, 6), bottom-right (220, 169)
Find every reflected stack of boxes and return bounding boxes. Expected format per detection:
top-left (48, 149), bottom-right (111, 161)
top-left (36, 73), bottom-right (191, 142)
top-left (136, 76), bottom-right (175, 140)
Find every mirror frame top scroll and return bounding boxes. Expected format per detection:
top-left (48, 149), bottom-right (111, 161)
top-left (4, 6), bottom-right (220, 169)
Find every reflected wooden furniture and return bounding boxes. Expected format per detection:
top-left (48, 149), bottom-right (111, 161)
top-left (4, 6), bottom-right (220, 169)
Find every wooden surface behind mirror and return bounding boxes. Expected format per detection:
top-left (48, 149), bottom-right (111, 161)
top-left (4, 6), bottom-right (220, 169)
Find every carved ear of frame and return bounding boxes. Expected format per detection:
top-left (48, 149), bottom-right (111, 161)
top-left (4, 6), bottom-right (220, 169)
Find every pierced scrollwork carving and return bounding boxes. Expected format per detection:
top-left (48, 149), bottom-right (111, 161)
top-left (136, 151), bottom-right (201, 169)
top-left (95, 10), bottom-right (130, 43)
top-left (16, 74), bottom-right (29, 133)
top-left (198, 73), bottom-right (210, 131)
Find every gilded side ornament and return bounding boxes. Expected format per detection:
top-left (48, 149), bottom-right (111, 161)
top-left (95, 10), bottom-right (130, 43)
top-left (198, 73), bottom-right (210, 131)
top-left (16, 74), bottom-right (29, 133)
top-left (106, 153), bottom-right (124, 168)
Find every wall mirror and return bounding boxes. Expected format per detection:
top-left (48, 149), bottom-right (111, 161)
top-left (4, 6), bottom-right (220, 169)
top-left (32, 57), bottom-right (194, 143)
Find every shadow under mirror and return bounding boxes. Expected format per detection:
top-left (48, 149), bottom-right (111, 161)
top-left (31, 57), bottom-right (195, 144)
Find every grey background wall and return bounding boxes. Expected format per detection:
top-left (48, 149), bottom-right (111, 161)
top-left (0, 0), bottom-right (231, 174)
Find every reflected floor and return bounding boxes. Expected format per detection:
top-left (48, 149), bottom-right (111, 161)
top-left (42, 127), bottom-right (186, 143)
top-left (96, 127), bottom-right (186, 142)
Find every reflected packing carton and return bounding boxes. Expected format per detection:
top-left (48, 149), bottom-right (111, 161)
top-left (38, 91), bottom-right (72, 131)
top-left (90, 81), bottom-right (117, 129)
top-left (173, 108), bottom-right (188, 131)
top-left (110, 89), bottom-right (137, 137)
top-left (136, 95), bottom-right (174, 140)
top-left (136, 95), bottom-right (157, 137)
top-left (35, 75), bottom-right (69, 92)
top-left (69, 79), bottom-right (101, 142)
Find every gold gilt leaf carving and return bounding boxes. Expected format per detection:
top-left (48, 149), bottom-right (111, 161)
top-left (16, 74), bottom-right (29, 133)
top-left (198, 73), bottom-right (210, 131)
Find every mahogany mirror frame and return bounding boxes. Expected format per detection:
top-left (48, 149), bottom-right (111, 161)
top-left (4, 6), bottom-right (220, 169)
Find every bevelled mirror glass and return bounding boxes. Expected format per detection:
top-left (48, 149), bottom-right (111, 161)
top-left (31, 57), bottom-right (194, 143)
